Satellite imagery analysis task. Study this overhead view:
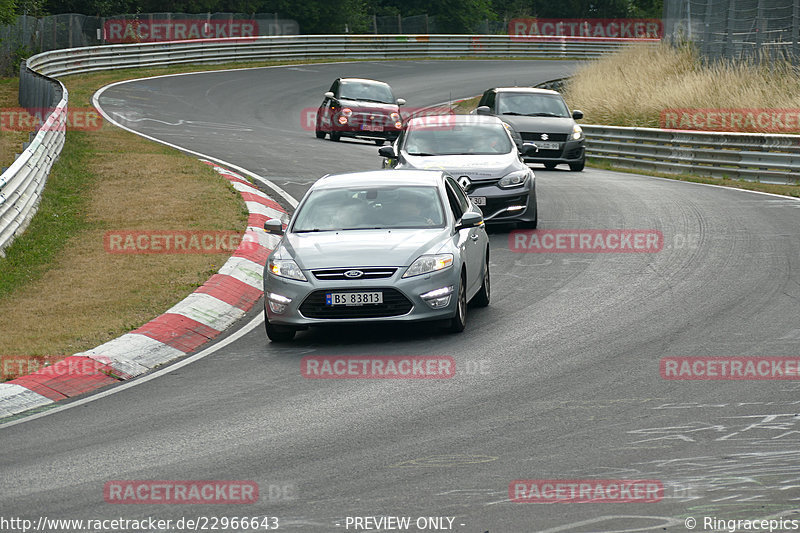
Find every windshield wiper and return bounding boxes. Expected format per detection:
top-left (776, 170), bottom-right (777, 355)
top-left (501, 111), bottom-right (525, 115)
top-left (525, 112), bottom-right (563, 117)
top-left (407, 152), bottom-right (437, 156)
top-left (294, 228), bottom-right (324, 233)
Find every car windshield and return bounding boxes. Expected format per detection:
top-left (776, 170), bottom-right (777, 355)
top-left (292, 185), bottom-right (445, 232)
top-left (339, 81), bottom-right (395, 104)
top-left (403, 122), bottom-right (513, 155)
top-left (496, 93), bottom-right (571, 117)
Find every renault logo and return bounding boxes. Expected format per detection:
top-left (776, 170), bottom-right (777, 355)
top-left (541, 133), bottom-right (549, 140)
top-left (344, 270), bottom-right (364, 278)
top-left (457, 176), bottom-right (471, 189)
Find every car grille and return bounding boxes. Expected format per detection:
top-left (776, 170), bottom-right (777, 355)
top-left (521, 132), bottom-right (569, 142)
top-left (312, 267), bottom-right (397, 280)
top-left (299, 289), bottom-right (413, 319)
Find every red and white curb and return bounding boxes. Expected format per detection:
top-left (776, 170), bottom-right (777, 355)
top-left (0, 162), bottom-right (284, 419)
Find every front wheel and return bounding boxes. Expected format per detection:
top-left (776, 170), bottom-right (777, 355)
top-left (330, 132), bottom-right (341, 142)
top-left (447, 276), bottom-right (467, 333)
top-left (544, 162), bottom-right (557, 170)
top-left (569, 159), bottom-right (585, 172)
top-left (473, 255), bottom-right (490, 307)
top-left (374, 139), bottom-right (385, 146)
top-left (264, 310), bottom-right (296, 342)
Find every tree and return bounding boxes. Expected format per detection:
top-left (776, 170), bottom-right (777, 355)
top-left (1, 0), bottom-right (17, 25)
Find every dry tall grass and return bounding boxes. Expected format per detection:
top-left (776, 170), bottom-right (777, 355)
top-left (563, 43), bottom-right (800, 131)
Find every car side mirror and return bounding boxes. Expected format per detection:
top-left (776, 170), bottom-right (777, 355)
top-left (396, 98), bottom-right (406, 106)
top-left (521, 143), bottom-right (539, 155)
top-left (456, 211), bottom-right (483, 231)
top-left (324, 91), bottom-right (334, 99)
top-left (475, 105), bottom-right (492, 116)
top-left (378, 145), bottom-right (396, 158)
top-left (572, 109), bottom-right (584, 120)
top-left (264, 219), bottom-right (284, 236)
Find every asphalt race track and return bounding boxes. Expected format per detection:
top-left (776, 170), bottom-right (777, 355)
top-left (2, 60), bottom-right (800, 532)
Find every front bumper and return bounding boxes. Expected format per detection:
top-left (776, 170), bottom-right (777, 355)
top-left (466, 182), bottom-right (536, 224)
top-left (264, 266), bottom-right (460, 327)
top-left (332, 113), bottom-right (402, 141)
top-left (522, 139), bottom-right (585, 165)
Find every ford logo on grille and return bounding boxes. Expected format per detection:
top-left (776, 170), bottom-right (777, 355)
top-left (344, 270), bottom-right (364, 278)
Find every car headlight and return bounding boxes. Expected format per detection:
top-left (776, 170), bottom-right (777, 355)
top-left (402, 253), bottom-right (454, 278)
top-left (498, 170), bottom-right (529, 189)
top-left (268, 258), bottom-right (307, 281)
top-left (572, 124), bottom-right (583, 140)
top-left (341, 108), bottom-right (352, 116)
top-left (390, 112), bottom-right (400, 121)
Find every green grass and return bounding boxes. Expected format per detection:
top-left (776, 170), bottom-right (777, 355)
top-left (0, 132), bottom-right (97, 299)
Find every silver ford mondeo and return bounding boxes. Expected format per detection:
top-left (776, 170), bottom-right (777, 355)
top-left (262, 169), bottom-right (490, 342)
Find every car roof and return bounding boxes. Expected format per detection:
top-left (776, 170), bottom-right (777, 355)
top-left (312, 169), bottom-right (446, 190)
top-left (490, 87), bottom-right (560, 96)
top-left (338, 77), bottom-right (391, 87)
top-left (406, 114), bottom-right (504, 128)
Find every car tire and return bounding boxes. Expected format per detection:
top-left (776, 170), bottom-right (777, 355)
top-left (569, 159), bottom-right (585, 172)
top-left (374, 139), bottom-right (385, 146)
top-left (264, 310), bottom-right (296, 342)
top-left (315, 130), bottom-right (326, 139)
top-left (330, 132), bottom-right (341, 142)
top-left (447, 275), bottom-right (467, 333)
top-left (544, 162), bottom-right (557, 170)
top-left (473, 253), bottom-right (490, 307)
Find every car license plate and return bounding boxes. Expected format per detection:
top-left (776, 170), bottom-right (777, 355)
top-left (470, 196), bottom-right (487, 206)
top-left (326, 291), bottom-right (383, 306)
top-left (362, 122), bottom-right (382, 132)
top-left (535, 141), bottom-right (560, 150)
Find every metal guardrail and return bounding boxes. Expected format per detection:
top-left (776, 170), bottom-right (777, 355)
top-left (28, 34), bottom-right (649, 77)
top-left (0, 61), bottom-right (66, 256)
top-left (583, 125), bottom-right (800, 184)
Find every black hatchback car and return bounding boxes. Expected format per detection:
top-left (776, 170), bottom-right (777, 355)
top-left (476, 87), bottom-right (585, 171)
top-left (315, 77), bottom-right (406, 145)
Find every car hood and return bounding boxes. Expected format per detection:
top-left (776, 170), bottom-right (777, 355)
top-left (399, 153), bottom-right (520, 180)
top-left (499, 115), bottom-right (575, 134)
top-left (282, 228), bottom-right (450, 269)
top-left (338, 99), bottom-right (399, 114)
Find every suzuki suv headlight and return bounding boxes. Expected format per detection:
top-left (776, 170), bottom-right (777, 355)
top-left (498, 170), bottom-right (530, 189)
top-left (572, 124), bottom-right (583, 140)
top-left (268, 258), bottom-right (307, 281)
top-left (403, 253), bottom-right (454, 278)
